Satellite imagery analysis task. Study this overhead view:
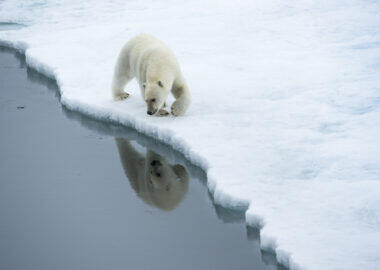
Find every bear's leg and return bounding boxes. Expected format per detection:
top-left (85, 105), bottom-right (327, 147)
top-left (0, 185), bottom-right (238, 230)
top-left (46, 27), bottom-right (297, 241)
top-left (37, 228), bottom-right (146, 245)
top-left (171, 84), bottom-right (190, 116)
top-left (111, 53), bottom-right (132, 101)
top-left (112, 72), bottom-right (131, 100)
top-left (157, 109), bottom-right (169, 117)
top-left (115, 138), bottom-right (145, 192)
top-left (114, 91), bottom-right (130, 101)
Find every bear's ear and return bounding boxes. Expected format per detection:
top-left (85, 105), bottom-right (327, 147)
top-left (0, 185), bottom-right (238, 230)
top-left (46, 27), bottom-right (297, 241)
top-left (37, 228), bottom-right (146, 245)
top-left (158, 80), bottom-right (163, 88)
top-left (172, 164), bottom-right (188, 179)
top-left (142, 83), bottom-right (146, 89)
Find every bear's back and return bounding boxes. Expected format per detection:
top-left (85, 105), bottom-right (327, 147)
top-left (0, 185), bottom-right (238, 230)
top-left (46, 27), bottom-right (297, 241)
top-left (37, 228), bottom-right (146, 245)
top-left (127, 34), bottom-right (180, 77)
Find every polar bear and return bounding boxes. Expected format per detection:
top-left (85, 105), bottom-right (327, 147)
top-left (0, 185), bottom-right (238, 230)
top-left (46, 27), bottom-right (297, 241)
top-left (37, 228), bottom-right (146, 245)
top-left (111, 34), bottom-right (191, 116)
top-left (115, 138), bottom-right (189, 211)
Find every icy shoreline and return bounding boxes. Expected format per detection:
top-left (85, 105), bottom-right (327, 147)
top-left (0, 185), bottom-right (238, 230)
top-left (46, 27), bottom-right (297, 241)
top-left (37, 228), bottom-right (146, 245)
top-left (1, 1), bottom-right (380, 269)
top-left (1, 39), bottom-right (259, 261)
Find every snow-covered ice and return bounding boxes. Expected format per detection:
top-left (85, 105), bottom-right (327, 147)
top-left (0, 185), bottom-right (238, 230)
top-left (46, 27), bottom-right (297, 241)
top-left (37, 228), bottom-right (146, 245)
top-left (0, 0), bottom-right (379, 269)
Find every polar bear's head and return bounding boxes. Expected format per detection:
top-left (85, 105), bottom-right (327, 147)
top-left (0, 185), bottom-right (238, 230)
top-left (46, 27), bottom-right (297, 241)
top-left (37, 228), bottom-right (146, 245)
top-left (144, 81), bottom-right (168, 115)
top-left (146, 151), bottom-right (189, 210)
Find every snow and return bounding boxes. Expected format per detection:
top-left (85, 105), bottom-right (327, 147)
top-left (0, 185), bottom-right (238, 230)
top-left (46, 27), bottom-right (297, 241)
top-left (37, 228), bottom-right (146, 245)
top-left (1, 0), bottom-right (379, 269)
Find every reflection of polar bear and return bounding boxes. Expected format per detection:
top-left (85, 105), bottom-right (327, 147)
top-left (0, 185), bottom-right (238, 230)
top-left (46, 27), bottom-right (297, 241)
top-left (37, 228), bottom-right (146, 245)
top-left (111, 34), bottom-right (191, 116)
top-left (115, 138), bottom-right (189, 211)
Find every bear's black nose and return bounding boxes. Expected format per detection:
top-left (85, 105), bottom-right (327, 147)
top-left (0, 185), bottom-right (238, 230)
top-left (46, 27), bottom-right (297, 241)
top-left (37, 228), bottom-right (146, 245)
top-left (150, 160), bottom-right (161, 166)
top-left (147, 111), bottom-right (153, 115)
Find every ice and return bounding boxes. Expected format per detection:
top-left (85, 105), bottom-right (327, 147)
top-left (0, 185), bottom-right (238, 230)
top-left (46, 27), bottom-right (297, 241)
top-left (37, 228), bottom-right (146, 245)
top-left (1, 0), bottom-right (379, 269)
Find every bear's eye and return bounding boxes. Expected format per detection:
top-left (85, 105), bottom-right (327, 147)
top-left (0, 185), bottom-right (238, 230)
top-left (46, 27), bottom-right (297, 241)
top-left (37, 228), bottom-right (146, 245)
top-left (151, 98), bottom-right (156, 102)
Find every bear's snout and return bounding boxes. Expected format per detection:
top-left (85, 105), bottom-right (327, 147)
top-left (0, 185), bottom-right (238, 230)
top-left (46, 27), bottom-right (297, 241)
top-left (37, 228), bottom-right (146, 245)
top-left (151, 160), bottom-right (161, 166)
top-left (147, 111), bottom-right (153, 115)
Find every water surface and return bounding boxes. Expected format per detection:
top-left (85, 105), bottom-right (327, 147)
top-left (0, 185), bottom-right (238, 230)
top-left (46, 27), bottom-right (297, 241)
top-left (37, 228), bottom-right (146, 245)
top-left (0, 47), bottom-right (285, 270)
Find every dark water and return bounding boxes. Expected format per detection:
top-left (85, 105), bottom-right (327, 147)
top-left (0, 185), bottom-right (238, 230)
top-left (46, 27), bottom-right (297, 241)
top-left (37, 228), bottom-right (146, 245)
top-left (0, 46), bottom-right (285, 270)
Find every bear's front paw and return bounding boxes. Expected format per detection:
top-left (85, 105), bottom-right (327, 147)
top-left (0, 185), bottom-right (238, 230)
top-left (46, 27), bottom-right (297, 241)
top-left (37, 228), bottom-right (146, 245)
top-left (157, 109), bottom-right (169, 117)
top-left (171, 101), bottom-right (183, 116)
top-left (113, 91), bottom-right (130, 101)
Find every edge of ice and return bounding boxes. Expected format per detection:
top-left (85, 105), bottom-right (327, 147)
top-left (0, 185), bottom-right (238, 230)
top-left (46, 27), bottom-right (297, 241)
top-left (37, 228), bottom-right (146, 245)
top-left (0, 37), bottom-right (299, 270)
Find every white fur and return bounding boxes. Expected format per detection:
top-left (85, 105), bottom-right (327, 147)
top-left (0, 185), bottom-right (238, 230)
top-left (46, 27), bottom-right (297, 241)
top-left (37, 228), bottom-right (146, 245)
top-left (115, 138), bottom-right (189, 211)
top-left (111, 34), bottom-right (191, 116)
